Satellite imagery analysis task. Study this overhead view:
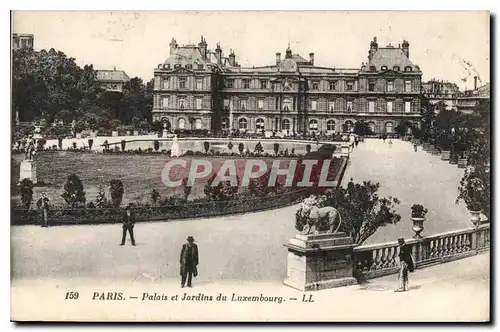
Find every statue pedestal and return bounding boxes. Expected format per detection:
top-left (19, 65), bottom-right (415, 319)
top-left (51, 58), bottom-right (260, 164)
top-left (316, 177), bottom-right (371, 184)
top-left (19, 160), bottom-right (37, 184)
top-left (340, 144), bottom-right (350, 157)
top-left (283, 232), bottom-right (357, 291)
top-left (162, 129), bottom-right (169, 138)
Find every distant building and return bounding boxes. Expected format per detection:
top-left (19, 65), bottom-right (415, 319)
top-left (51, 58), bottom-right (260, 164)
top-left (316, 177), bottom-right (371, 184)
top-left (422, 79), bottom-right (460, 111)
top-left (96, 68), bottom-right (130, 92)
top-left (12, 33), bottom-right (34, 50)
top-left (457, 77), bottom-right (490, 114)
top-left (152, 36), bottom-right (422, 135)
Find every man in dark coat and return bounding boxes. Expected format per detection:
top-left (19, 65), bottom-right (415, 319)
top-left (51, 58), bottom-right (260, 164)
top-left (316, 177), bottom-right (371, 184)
top-left (395, 238), bottom-right (415, 292)
top-left (120, 205), bottom-right (136, 246)
top-left (36, 192), bottom-right (50, 228)
top-left (180, 236), bottom-right (199, 288)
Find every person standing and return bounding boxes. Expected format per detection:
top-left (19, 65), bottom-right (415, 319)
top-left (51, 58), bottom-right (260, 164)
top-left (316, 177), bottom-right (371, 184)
top-left (180, 236), bottom-right (199, 288)
top-left (37, 193), bottom-right (50, 228)
top-left (413, 143), bottom-right (418, 152)
top-left (395, 238), bottom-right (415, 292)
top-left (120, 205), bottom-right (136, 246)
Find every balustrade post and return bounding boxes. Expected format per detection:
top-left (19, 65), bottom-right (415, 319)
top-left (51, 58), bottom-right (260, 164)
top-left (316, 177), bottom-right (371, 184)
top-left (470, 231), bottom-right (478, 251)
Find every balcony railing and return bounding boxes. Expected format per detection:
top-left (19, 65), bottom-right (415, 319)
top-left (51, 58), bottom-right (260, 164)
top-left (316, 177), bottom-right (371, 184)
top-left (353, 223), bottom-right (490, 280)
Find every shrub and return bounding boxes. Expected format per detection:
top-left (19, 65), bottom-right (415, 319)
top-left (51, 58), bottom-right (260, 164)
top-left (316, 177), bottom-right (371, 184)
top-left (88, 139), bottom-right (94, 150)
top-left (238, 142), bottom-right (244, 155)
top-left (182, 177), bottom-right (192, 200)
top-left (273, 143), bottom-right (280, 156)
top-left (254, 141), bottom-right (264, 155)
top-left (103, 140), bottom-right (109, 151)
top-left (72, 142), bottom-right (77, 149)
top-left (58, 137), bottom-right (63, 149)
top-left (154, 140), bottom-right (160, 151)
top-left (109, 179), bottom-right (124, 208)
top-left (151, 189), bottom-right (160, 205)
top-left (19, 178), bottom-right (33, 209)
top-left (120, 140), bottom-right (126, 151)
top-left (95, 185), bottom-right (108, 208)
top-left (203, 141), bottom-right (210, 154)
top-left (61, 173), bottom-right (86, 208)
top-left (204, 173), bottom-right (239, 201)
top-left (306, 144), bottom-right (312, 154)
top-left (227, 142), bottom-right (233, 151)
top-left (36, 138), bottom-right (47, 150)
top-left (411, 204), bottom-right (428, 218)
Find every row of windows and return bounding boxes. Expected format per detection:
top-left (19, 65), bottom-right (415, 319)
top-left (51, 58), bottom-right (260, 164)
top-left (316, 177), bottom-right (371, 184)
top-left (161, 77), bottom-right (205, 90)
top-left (175, 118), bottom-right (204, 129)
top-left (158, 63), bottom-right (205, 70)
top-left (230, 118), bottom-right (396, 133)
top-left (369, 65), bottom-right (413, 72)
top-left (161, 96), bottom-right (204, 109)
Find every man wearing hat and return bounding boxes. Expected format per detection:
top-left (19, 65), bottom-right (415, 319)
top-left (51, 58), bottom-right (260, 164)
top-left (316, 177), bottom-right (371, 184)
top-left (180, 236), bottom-right (199, 288)
top-left (120, 205), bottom-right (136, 246)
top-left (395, 238), bottom-right (415, 292)
top-left (36, 192), bottom-right (50, 228)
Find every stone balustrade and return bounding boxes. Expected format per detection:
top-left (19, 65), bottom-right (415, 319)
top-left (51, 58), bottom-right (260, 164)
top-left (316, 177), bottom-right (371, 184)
top-left (353, 223), bottom-right (490, 280)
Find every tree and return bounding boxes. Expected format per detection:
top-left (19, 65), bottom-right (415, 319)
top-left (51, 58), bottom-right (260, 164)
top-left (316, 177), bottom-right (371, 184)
top-left (248, 169), bottom-right (282, 197)
top-left (95, 185), bottom-right (108, 208)
top-left (88, 138), bottom-right (94, 150)
top-left (321, 179), bottom-right (401, 244)
top-left (120, 140), bottom-right (126, 151)
top-left (150, 189), bottom-right (160, 205)
top-left (203, 141), bottom-right (210, 154)
top-left (154, 140), bottom-right (160, 151)
top-left (353, 121), bottom-right (373, 136)
top-left (238, 142), bottom-right (244, 155)
top-left (182, 177), bottom-right (192, 200)
top-left (273, 143), bottom-right (280, 156)
top-left (19, 178), bottom-right (34, 209)
top-left (109, 179), bottom-right (124, 208)
top-left (61, 173), bottom-right (86, 208)
top-left (254, 141), bottom-right (264, 155)
top-left (204, 173), bottom-right (239, 201)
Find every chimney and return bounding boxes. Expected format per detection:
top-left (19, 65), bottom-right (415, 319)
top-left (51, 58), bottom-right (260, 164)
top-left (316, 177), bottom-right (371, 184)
top-left (474, 76), bottom-right (478, 90)
top-left (198, 36), bottom-right (207, 60)
top-left (229, 49), bottom-right (236, 66)
top-left (215, 42), bottom-right (222, 65)
top-left (309, 52), bottom-right (315, 66)
top-left (276, 52), bottom-right (281, 65)
top-left (169, 38), bottom-right (178, 55)
top-left (402, 40), bottom-right (410, 58)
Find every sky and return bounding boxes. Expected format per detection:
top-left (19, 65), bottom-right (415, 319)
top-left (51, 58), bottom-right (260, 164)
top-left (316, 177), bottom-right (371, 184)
top-left (12, 11), bottom-right (490, 91)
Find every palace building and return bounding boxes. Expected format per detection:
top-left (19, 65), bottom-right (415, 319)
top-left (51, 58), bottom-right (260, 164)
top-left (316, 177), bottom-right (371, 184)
top-left (152, 36), bottom-right (422, 135)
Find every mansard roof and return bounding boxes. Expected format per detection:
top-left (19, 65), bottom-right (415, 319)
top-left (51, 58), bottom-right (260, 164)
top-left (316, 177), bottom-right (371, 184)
top-left (366, 46), bottom-right (419, 71)
top-left (96, 69), bottom-right (130, 82)
top-left (163, 45), bottom-right (208, 67)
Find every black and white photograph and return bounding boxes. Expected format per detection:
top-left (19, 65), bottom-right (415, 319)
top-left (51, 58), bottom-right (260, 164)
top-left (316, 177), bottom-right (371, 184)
top-left (9, 10), bottom-right (490, 322)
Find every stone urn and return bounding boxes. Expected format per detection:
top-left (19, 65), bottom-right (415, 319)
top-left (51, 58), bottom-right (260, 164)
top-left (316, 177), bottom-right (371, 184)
top-left (441, 150), bottom-right (451, 161)
top-left (411, 217), bottom-right (425, 239)
top-left (470, 211), bottom-right (481, 226)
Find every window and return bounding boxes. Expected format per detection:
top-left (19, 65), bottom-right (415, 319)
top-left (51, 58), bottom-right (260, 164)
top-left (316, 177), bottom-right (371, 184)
top-left (311, 100), bottom-right (317, 111)
top-left (226, 79), bottom-right (234, 89)
top-left (368, 81), bottom-right (376, 92)
top-left (385, 122), bottom-right (394, 134)
top-left (309, 120), bottom-right (318, 131)
top-left (312, 81), bottom-right (319, 90)
top-left (196, 79), bottom-right (203, 90)
top-left (387, 101), bottom-right (393, 113)
top-left (347, 101), bottom-right (353, 112)
top-left (163, 78), bottom-right (170, 89)
top-left (329, 81), bottom-right (337, 90)
top-left (381, 65), bottom-right (387, 71)
top-left (258, 99), bottom-right (264, 110)
top-left (346, 81), bottom-right (354, 91)
top-left (174, 64), bottom-right (181, 69)
top-left (281, 119), bottom-right (291, 130)
top-left (238, 118), bottom-right (248, 130)
top-left (223, 99), bottom-right (230, 109)
top-left (186, 64), bottom-right (192, 70)
top-left (327, 120), bottom-right (335, 131)
top-left (260, 80), bottom-right (268, 89)
top-left (243, 79), bottom-right (251, 89)
top-left (165, 64), bottom-right (171, 69)
top-left (345, 121), bottom-right (354, 133)
top-left (393, 66), bottom-right (400, 71)
top-left (386, 81), bottom-right (394, 92)
top-left (370, 66), bottom-right (376, 71)
top-left (178, 118), bottom-right (185, 130)
top-left (197, 64), bottom-right (204, 70)
top-left (369, 101), bottom-right (375, 113)
top-left (240, 99), bottom-right (247, 110)
top-left (221, 118), bottom-right (229, 130)
top-left (405, 101), bottom-right (411, 113)
top-left (328, 101), bottom-right (335, 113)
top-left (368, 122), bottom-right (376, 133)
top-left (162, 96), bottom-right (169, 108)
top-left (195, 119), bottom-right (202, 129)
top-left (405, 66), bottom-right (413, 72)
top-left (256, 118), bottom-right (265, 131)
top-left (196, 98), bottom-right (202, 110)
top-left (179, 98), bottom-right (185, 110)
top-left (179, 77), bottom-right (186, 89)
top-left (405, 81), bottom-right (412, 92)
top-left (283, 98), bottom-right (292, 111)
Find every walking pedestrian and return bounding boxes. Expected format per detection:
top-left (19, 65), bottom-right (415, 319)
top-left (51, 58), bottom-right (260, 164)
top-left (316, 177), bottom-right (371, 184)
top-left (395, 238), bottom-right (415, 292)
top-left (413, 143), bottom-right (418, 152)
top-left (120, 205), bottom-right (136, 246)
top-left (36, 192), bottom-right (50, 228)
top-left (180, 236), bottom-right (199, 288)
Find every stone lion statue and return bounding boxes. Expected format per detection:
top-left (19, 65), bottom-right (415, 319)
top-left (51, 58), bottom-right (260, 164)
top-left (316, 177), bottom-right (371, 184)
top-left (297, 194), bottom-right (342, 235)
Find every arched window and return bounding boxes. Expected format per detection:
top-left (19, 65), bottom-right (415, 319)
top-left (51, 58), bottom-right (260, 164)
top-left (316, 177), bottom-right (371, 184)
top-left (393, 66), bottom-right (400, 71)
top-left (368, 121), bottom-right (376, 134)
top-left (327, 120), bottom-right (335, 131)
top-left (221, 118), bottom-right (229, 130)
top-left (239, 118), bottom-right (248, 130)
top-left (281, 119), bottom-right (290, 130)
top-left (256, 118), bottom-right (265, 131)
top-left (178, 118), bottom-right (185, 130)
top-left (385, 122), bottom-right (394, 134)
top-left (283, 98), bottom-right (292, 111)
top-left (405, 66), bottom-right (413, 72)
top-left (345, 120), bottom-right (354, 132)
top-left (381, 65), bottom-right (387, 71)
top-left (195, 118), bottom-right (202, 129)
top-left (309, 119), bottom-right (318, 131)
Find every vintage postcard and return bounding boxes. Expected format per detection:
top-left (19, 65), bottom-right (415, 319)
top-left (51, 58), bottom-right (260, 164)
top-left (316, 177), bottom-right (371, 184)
top-left (10, 10), bottom-right (490, 322)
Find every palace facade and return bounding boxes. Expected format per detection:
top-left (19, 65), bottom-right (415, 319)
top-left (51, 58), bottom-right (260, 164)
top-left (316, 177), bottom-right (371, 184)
top-left (152, 36), bottom-right (422, 135)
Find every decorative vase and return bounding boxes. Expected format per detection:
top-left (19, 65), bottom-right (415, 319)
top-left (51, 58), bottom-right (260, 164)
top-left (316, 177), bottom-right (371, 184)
top-left (441, 150), bottom-right (451, 160)
top-left (469, 211), bottom-right (481, 226)
top-left (411, 217), bottom-right (425, 239)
